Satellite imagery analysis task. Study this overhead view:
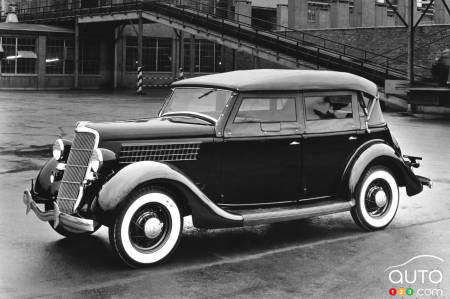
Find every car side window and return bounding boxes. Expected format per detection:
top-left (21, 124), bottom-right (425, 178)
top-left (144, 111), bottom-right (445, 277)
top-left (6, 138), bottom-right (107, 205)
top-left (304, 92), bottom-right (357, 133)
top-left (305, 95), bottom-right (353, 121)
top-left (234, 97), bottom-right (296, 123)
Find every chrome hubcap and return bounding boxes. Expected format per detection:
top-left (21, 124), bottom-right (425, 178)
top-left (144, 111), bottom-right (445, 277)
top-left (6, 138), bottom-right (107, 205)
top-left (374, 190), bottom-right (388, 208)
top-left (365, 179), bottom-right (392, 218)
top-left (144, 217), bottom-right (164, 239)
top-left (129, 202), bottom-right (171, 252)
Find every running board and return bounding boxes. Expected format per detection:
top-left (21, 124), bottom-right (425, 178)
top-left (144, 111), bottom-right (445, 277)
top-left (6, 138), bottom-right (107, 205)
top-left (236, 200), bottom-right (355, 226)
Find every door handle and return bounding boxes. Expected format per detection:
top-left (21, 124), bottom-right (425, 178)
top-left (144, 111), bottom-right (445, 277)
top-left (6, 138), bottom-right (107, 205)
top-left (348, 136), bottom-right (358, 141)
top-left (290, 141), bottom-right (300, 145)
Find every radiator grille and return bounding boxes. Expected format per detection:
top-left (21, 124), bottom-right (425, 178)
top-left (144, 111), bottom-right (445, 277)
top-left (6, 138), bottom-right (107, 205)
top-left (57, 131), bottom-right (96, 214)
top-left (119, 143), bottom-right (201, 164)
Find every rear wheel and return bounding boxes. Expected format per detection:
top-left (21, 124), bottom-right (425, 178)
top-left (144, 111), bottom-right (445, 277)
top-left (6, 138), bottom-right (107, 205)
top-left (351, 166), bottom-right (399, 231)
top-left (109, 187), bottom-right (183, 267)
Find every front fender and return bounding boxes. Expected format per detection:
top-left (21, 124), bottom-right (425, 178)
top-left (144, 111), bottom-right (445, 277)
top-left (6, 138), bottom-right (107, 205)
top-left (343, 141), bottom-right (423, 200)
top-left (33, 158), bottom-right (60, 202)
top-left (96, 161), bottom-right (243, 228)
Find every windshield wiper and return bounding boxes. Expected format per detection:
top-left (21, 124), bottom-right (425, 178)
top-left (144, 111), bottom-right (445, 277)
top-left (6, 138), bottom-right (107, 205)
top-left (198, 89), bottom-right (216, 99)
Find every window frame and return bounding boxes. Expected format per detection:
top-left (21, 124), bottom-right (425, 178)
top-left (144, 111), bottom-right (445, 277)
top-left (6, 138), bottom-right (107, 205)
top-left (234, 96), bottom-right (298, 124)
top-left (183, 38), bottom-right (222, 73)
top-left (224, 92), bottom-right (303, 138)
top-left (45, 38), bottom-right (74, 75)
top-left (302, 90), bottom-right (360, 134)
top-left (0, 36), bottom-right (37, 75)
top-left (125, 37), bottom-right (173, 73)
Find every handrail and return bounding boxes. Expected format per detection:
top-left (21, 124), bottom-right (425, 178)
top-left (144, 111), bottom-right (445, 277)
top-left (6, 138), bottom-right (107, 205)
top-left (142, 1), bottom-right (408, 82)
top-left (143, 6), bottom-right (393, 82)
top-left (13, 0), bottom-right (424, 72)
top-left (149, 0), bottom-right (409, 77)
top-left (164, 0), bottom-right (429, 74)
top-left (9, 0), bottom-right (431, 80)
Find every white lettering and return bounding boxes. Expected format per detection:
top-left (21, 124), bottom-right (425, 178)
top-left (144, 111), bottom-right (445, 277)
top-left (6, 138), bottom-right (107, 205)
top-left (429, 270), bottom-right (443, 284)
top-left (389, 270), bottom-right (403, 284)
top-left (417, 270), bottom-right (427, 284)
top-left (404, 270), bottom-right (417, 284)
top-left (433, 289), bottom-right (444, 297)
top-left (418, 288), bottom-right (424, 296)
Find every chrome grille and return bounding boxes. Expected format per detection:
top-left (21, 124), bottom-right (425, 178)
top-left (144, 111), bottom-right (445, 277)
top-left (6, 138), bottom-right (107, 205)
top-left (57, 131), bottom-right (96, 214)
top-left (119, 143), bottom-right (201, 164)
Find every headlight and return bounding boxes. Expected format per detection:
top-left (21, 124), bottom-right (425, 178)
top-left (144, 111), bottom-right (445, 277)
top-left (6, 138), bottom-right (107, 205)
top-left (90, 148), bottom-right (103, 172)
top-left (52, 139), bottom-right (64, 161)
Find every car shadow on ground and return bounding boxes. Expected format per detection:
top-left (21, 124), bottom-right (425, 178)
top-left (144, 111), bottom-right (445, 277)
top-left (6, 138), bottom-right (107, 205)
top-left (47, 215), bottom-right (363, 272)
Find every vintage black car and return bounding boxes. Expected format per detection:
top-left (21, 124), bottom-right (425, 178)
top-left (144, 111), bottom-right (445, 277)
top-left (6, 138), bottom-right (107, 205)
top-left (23, 70), bottom-right (431, 267)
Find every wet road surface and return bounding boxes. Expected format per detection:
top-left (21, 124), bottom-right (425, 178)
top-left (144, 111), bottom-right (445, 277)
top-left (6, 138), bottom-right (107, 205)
top-left (0, 91), bottom-right (449, 298)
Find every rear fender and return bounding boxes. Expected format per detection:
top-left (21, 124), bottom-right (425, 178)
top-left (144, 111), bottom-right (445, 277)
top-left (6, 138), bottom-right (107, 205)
top-left (342, 141), bottom-right (423, 200)
top-left (96, 161), bottom-right (243, 228)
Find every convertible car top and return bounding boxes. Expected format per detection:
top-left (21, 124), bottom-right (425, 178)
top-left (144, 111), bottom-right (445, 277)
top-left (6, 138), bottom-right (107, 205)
top-left (172, 69), bottom-right (378, 96)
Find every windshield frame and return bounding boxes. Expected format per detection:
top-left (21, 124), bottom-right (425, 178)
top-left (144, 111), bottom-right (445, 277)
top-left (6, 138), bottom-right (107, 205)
top-left (159, 87), bottom-right (235, 122)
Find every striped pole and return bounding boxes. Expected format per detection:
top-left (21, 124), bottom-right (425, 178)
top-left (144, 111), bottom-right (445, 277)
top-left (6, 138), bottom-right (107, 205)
top-left (137, 66), bottom-right (143, 95)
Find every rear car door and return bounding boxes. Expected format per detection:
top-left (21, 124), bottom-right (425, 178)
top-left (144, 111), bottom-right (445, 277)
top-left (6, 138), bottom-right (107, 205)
top-left (217, 92), bottom-right (304, 206)
top-left (302, 91), bottom-right (361, 198)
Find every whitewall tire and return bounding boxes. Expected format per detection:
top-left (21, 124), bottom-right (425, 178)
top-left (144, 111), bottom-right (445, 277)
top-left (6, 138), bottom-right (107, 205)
top-left (109, 187), bottom-right (183, 267)
top-left (351, 166), bottom-right (399, 231)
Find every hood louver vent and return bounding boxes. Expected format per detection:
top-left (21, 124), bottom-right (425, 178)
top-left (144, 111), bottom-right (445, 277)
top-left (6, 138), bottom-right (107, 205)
top-left (119, 143), bottom-right (201, 164)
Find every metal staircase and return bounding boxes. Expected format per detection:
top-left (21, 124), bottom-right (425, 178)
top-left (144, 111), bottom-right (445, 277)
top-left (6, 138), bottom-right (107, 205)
top-left (13, 0), bottom-right (431, 85)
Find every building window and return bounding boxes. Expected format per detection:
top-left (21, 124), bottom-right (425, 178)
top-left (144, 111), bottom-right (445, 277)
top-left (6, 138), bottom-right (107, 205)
top-left (0, 37), bottom-right (37, 74)
top-left (125, 37), bottom-right (173, 72)
top-left (251, 7), bottom-right (277, 30)
top-left (80, 40), bottom-right (100, 74)
top-left (184, 39), bottom-right (222, 73)
top-left (308, 7), bottom-right (317, 23)
top-left (46, 39), bottom-right (74, 74)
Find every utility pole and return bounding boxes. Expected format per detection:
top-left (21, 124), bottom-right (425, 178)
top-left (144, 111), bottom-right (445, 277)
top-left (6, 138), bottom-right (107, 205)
top-left (74, 18), bottom-right (79, 89)
top-left (408, 0), bottom-right (415, 84)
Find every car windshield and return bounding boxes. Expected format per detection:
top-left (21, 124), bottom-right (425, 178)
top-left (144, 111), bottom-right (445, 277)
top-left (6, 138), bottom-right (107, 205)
top-left (161, 88), bottom-right (234, 121)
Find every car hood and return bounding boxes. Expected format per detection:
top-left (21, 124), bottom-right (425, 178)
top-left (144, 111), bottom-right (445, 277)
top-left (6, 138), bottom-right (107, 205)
top-left (85, 117), bottom-right (215, 142)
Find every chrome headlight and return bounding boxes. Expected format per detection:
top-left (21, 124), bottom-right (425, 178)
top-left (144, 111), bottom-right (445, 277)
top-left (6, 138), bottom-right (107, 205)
top-left (52, 139), bottom-right (64, 161)
top-left (90, 148), bottom-right (103, 172)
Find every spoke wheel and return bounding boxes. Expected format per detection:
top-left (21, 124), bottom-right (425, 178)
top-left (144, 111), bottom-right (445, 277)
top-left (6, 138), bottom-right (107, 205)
top-left (351, 166), bottom-right (399, 231)
top-left (109, 187), bottom-right (183, 267)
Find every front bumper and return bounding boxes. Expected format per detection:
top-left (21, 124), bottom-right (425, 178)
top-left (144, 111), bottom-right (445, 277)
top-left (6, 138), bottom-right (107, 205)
top-left (22, 190), bottom-right (95, 232)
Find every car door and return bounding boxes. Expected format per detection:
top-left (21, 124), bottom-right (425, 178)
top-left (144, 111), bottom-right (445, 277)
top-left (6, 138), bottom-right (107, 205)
top-left (217, 92), bottom-right (304, 206)
top-left (302, 91), bottom-right (361, 198)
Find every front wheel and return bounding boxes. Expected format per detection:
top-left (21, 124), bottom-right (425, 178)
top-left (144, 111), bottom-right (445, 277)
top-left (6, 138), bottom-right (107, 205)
top-left (351, 166), bottom-right (399, 231)
top-left (109, 187), bottom-right (183, 267)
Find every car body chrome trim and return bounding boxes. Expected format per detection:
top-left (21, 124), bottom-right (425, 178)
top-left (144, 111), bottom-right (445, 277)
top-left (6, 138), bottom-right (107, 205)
top-left (161, 111), bottom-right (217, 124)
top-left (72, 124), bottom-right (100, 212)
top-left (241, 200), bottom-right (355, 226)
top-left (23, 190), bottom-right (95, 232)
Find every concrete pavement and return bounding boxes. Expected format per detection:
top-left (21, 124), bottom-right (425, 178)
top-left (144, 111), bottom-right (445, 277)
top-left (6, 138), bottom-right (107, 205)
top-left (0, 91), bottom-right (449, 298)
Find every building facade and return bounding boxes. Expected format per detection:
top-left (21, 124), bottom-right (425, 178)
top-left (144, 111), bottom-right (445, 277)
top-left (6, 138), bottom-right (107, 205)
top-left (0, 0), bottom-right (449, 90)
